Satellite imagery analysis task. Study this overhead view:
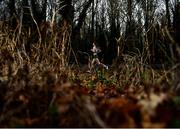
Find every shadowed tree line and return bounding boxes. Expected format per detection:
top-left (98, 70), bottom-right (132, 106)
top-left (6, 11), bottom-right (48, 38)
top-left (0, 0), bottom-right (180, 67)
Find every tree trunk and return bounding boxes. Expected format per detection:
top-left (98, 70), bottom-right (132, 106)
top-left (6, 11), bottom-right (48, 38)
top-left (91, 0), bottom-right (95, 40)
top-left (73, 0), bottom-right (94, 36)
top-left (72, 0), bottom-right (94, 51)
top-left (173, 2), bottom-right (180, 62)
top-left (165, 0), bottom-right (171, 27)
top-left (125, 0), bottom-right (135, 52)
top-left (42, 0), bottom-right (47, 22)
top-left (7, 0), bottom-right (17, 29)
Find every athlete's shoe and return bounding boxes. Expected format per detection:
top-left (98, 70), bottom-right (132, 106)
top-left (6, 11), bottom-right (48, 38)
top-left (105, 65), bottom-right (108, 70)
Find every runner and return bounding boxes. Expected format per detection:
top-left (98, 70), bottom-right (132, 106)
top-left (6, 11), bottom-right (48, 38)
top-left (89, 41), bottom-right (108, 72)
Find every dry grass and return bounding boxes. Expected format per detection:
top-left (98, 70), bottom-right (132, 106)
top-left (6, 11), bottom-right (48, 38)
top-left (0, 22), bottom-right (180, 128)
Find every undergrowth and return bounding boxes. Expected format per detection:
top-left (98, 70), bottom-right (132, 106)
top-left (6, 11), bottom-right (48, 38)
top-left (0, 24), bottom-right (180, 128)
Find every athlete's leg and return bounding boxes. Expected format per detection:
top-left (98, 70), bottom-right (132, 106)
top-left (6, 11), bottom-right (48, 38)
top-left (90, 58), bottom-right (96, 71)
top-left (95, 58), bottom-right (108, 70)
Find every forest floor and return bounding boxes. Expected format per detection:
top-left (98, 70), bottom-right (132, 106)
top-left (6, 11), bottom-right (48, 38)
top-left (0, 60), bottom-right (180, 128)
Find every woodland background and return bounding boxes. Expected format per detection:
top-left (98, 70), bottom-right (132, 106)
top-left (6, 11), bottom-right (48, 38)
top-left (0, 0), bottom-right (180, 128)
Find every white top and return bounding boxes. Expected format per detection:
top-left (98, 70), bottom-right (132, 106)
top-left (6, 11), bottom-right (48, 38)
top-left (91, 44), bottom-right (101, 53)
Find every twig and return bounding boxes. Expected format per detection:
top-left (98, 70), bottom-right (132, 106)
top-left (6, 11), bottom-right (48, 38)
top-left (26, 6), bottom-right (41, 44)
